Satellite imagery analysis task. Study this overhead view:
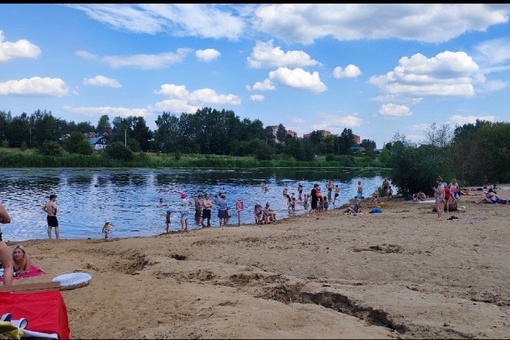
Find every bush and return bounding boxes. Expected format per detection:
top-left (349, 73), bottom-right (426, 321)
top-left (104, 141), bottom-right (134, 162)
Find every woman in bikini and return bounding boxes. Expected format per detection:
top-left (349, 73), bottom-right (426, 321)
top-left (12, 244), bottom-right (31, 276)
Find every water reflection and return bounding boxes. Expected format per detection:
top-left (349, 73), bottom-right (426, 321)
top-left (0, 168), bottom-right (391, 242)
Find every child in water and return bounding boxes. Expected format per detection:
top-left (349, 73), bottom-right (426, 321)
top-left (102, 221), bottom-right (113, 240)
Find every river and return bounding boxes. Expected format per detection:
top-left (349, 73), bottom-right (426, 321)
top-left (0, 167), bottom-right (391, 241)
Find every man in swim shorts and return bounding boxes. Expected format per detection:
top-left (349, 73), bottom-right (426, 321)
top-left (43, 194), bottom-right (59, 239)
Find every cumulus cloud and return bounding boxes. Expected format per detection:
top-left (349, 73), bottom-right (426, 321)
top-left (0, 30), bottom-right (41, 62)
top-left (266, 67), bottom-right (327, 92)
top-left (368, 51), bottom-right (482, 99)
top-left (0, 77), bottom-right (68, 96)
top-left (246, 79), bottom-right (275, 91)
top-left (83, 75), bottom-right (121, 88)
top-left (196, 48), bottom-right (220, 62)
top-left (378, 103), bottom-right (412, 118)
top-left (247, 39), bottom-right (321, 68)
top-left (76, 48), bottom-right (192, 69)
top-left (333, 64), bottom-right (362, 79)
top-left (151, 83), bottom-right (241, 114)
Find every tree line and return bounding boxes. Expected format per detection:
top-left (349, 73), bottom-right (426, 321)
top-left (0, 107), bottom-right (375, 162)
top-left (1, 108), bottom-right (509, 192)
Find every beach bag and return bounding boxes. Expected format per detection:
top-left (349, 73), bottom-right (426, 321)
top-left (370, 207), bottom-right (382, 213)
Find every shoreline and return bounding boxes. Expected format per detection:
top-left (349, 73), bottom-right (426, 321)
top-left (4, 186), bottom-right (510, 338)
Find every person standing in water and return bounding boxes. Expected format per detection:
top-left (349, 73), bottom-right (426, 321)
top-left (43, 194), bottom-right (59, 239)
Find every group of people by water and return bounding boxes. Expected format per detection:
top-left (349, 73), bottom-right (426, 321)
top-left (160, 179), bottom-right (370, 231)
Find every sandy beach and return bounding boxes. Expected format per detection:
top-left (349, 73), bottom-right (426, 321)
top-left (3, 185), bottom-right (510, 339)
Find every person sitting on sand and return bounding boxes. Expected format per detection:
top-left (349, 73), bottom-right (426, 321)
top-left (414, 191), bottom-right (427, 201)
top-left (263, 202), bottom-right (276, 223)
top-left (370, 190), bottom-right (379, 204)
top-left (346, 199), bottom-right (362, 214)
top-left (476, 188), bottom-right (500, 204)
top-left (12, 244), bottom-right (31, 276)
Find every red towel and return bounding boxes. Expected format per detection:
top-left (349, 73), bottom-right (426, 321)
top-left (0, 290), bottom-right (70, 339)
top-left (0, 264), bottom-right (45, 282)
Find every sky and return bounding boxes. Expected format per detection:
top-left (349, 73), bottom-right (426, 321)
top-left (1, 4), bottom-right (510, 148)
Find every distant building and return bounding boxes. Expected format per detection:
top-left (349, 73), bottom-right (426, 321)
top-left (352, 134), bottom-right (360, 144)
top-left (84, 132), bottom-right (110, 150)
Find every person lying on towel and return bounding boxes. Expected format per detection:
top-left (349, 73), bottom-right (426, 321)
top-left (12, 244), bottom-right (31, 276)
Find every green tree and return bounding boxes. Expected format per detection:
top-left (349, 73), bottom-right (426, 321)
top-left (96, 114), bottom-right (112, 134)
top-left (104, 141), bottom-right (134, 162)
top-left (64, 131), bottom-right (89, 154)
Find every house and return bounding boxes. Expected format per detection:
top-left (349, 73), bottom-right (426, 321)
top-left (84, 132), bottom-right (110, 150)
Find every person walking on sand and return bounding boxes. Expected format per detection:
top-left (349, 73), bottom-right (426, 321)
top-left (0, 202), bottom-right (14, 286)
top-left (433, 177), bottom-right (445, 220)
top-left (43, 194), bottom-right (59, 239)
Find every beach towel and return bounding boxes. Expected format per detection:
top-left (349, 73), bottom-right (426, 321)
top-left (0, 265), bottom-right (45, 283)
top-left (0, 290), bottom-right (70, 339)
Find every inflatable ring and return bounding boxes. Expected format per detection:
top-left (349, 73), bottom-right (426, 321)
top-left (52, 272), bottom-right (92, 290)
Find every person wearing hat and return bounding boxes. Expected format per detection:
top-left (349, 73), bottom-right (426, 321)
top-left (42, 194), bottom-right (59, 239)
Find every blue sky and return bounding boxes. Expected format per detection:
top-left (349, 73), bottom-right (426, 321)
top-left (1, 4), bottom-right (510, 148)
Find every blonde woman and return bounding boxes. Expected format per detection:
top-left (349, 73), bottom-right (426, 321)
top-left (12, 244), bottom-right (31, 276)
top-left (0, 203), bottom-right (14, 286)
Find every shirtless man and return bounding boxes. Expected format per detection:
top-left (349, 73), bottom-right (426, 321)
top-left (43, 194), bottom-right (59, 239)
top-left (200, 193), bottom-right (213, 227)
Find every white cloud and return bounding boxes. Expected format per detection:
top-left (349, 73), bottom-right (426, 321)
top-left (0, 77), bottom-right (68, 96)
top-left (196, 48), bottom-right (220, 62)
top-left (152, 83), bottom-right (241, 114)
top-left (268, 67), bottom-right (327, 92)
top-left (474, 37), bottom-right (510, 66)
top-left (252, 4), bottom-right (509, 44)
top-left (247, 39), bottom-right (321, 68)
top-left (333, 64), bottom-right (362, 79)
top-left (77, 48), bottom-right (192, 69)
top-left (246, 79), bottom-right (276, 91)
top-left (63, 105), bottom-right (151, 119)
top-left (70, 4), bottom-right (246, 40)
top-left (449, 114), bottom-right (495, 126)
top-left (83, 75), bottom-right (121, 88)
top-left (378, 103), bottom-right (412, 118)
top-left (0, 30), bottom-right (41, 62)
top-left (250, 94), bottom-right (265, 102)
top-left (368, 51), bottom-right (482, 99)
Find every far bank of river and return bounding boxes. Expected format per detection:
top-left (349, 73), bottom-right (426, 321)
top-left (0, 167), bottom-right (392, 242)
